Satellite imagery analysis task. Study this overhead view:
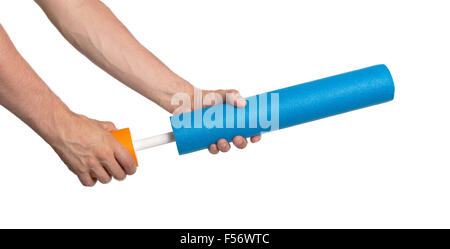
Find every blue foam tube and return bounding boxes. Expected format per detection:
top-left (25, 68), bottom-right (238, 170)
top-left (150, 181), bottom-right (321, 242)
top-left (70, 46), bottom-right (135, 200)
top-left (170, 64), bottom-right (395, 155)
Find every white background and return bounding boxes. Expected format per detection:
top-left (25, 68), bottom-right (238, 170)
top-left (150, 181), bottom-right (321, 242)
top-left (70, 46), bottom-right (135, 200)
top-left (0, 0), bottom-right (449, 228)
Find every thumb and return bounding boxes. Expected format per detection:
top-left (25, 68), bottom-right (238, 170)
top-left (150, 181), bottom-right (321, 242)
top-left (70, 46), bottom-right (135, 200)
top-left (99, 121), bottom-right (118, 132)
top-left (214, 89), bottom-right (247, 108)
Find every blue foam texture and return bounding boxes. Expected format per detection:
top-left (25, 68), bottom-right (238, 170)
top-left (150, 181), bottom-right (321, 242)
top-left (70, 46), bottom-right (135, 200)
top-left (170, 64), bottom-right (395, 155)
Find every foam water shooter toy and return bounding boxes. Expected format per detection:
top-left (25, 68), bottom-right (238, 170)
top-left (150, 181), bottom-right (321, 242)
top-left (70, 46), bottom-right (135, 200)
top-left (110, 64), bottom-right (395, 165)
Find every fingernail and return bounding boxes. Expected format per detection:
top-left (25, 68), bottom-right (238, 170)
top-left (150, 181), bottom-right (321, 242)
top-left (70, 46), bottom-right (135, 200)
top-left (219, 143), bottom-right (227, 149)
top-left (235, 139), bottom-right (243, 146)
top-left (238, 98), bottom-right (247, 107)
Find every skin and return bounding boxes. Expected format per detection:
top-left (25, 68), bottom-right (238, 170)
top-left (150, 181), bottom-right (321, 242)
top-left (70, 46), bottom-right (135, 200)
top-left (0, 0), bottom-right (261, 186)
top-left (0, 25), bottom-right (134, 186)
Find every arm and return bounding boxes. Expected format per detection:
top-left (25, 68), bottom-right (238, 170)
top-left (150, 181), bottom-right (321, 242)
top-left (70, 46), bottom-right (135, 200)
top-left (0, 25), bottom-right (136, 186)
top-left (34, 0), bottom-right (191, 113)
top-left (34, 0), bottom-right (261, 153)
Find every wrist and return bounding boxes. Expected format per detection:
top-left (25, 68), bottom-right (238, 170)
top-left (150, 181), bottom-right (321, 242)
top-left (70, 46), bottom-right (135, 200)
top-left (32, 100), bottom-right (76, 146)
top-left (158, 77), bottom-right (194, 113)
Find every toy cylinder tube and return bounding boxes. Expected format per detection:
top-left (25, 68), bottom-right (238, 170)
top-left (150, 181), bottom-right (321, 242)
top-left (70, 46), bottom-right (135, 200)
top-left (170, 64), bottom-right (395, 155)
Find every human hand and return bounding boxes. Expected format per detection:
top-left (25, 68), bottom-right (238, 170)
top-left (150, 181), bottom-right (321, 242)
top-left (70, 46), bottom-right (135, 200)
top-left (46, 112), bottom-right (137, 186)
top-left (172, 87), bottom-right (262, 154)
top-left (203, 89), bottom-right (261, 154)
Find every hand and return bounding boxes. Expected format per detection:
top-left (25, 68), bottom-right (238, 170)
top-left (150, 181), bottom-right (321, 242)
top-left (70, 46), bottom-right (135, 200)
top-left (47, 112), bottom-right (137, 186)
top-left (174, 88), bottom-right (262, 154)
top-left (203, 89), bottom-right (261, 154)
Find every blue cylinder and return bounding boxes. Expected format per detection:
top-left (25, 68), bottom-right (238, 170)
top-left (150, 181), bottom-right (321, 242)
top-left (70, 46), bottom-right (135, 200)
top-left (170, 64), bottom-right (395, 155)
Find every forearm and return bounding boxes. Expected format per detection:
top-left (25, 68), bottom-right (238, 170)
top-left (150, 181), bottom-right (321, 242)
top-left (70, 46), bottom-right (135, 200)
top-left (35, 0), bottom-right (193, 112)
top-left (0, 25), bottom-right (72, 143)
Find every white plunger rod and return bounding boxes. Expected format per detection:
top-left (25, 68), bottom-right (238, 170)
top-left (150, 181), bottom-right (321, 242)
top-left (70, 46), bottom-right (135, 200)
top-left (133, 132), bottom-right (175, 151)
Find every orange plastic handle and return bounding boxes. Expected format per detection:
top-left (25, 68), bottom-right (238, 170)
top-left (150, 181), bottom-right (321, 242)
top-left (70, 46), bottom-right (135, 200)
top-left (110, 128), bottom-right (138, 166)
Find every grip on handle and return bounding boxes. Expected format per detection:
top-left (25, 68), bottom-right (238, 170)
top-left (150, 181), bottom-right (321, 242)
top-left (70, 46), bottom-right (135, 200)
top-left (110, 128), bottom-right (138, 166)
top-left (170, 64), bottom-right (395, 155)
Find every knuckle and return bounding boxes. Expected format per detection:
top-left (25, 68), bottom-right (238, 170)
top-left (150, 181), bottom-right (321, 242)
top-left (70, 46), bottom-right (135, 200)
top-left (93, 147), bottom-right (109, 159)
top-left (76, 167), bottom-right (89, 175)
top-left (103, 122), bottom-right (116, 130)
top-left (228, 89), bottom-right (239, 95)
top-left (84, 156), bottom-right (97, 166)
